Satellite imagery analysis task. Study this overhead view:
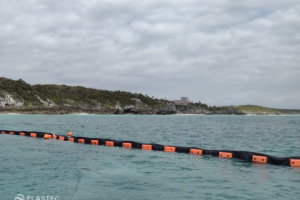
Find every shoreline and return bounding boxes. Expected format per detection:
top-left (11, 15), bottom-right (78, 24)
top-left (1, 106), bottom-right (300, 116)
top-left (0, 111), bottom-right (299, 116)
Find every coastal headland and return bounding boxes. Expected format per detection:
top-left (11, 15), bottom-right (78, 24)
top-left (1, 77), bottom-right (299, 115)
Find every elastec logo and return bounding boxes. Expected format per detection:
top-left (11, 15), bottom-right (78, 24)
top-left (15, 194), bottom-right (25, 200)
top-left (14, 194), bottom-right (60, 200)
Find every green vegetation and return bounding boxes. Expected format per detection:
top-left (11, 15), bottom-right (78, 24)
top-left (1, 77), bottom-right (299, 115)
top-left (191, 102), bottom-right (209, 110)
top-left (275, 109), bottom-right (300, 115)
top-left (236, 105), bottom-right (279, 114)
top-left (0, 77), bottom-right (168, 108)
top-left (0, 91), bottom-right (5, 98)
top-left (234, 105), bottom-right (300, 115)
top-left (0, 78), bottom-right (43, 106)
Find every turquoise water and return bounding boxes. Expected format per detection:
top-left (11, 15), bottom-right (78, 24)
top-left (1, 114), bottom-right (300, 200)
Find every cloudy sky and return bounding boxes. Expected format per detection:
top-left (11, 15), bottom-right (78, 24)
top-left (0, 0), bottom-right (299, 108)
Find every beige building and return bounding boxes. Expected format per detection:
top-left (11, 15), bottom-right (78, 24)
top-left (174, 97), bottom-right (192, 105)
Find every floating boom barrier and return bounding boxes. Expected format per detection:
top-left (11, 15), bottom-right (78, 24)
top-left (1, 130), bottom-right (300, 167)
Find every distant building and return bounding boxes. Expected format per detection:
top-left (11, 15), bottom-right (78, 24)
top-left (174, 97), bottom-right (192, 105)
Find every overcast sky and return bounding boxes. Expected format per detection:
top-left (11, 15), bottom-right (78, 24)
top-left (0, 0), bottom-right (299, 108)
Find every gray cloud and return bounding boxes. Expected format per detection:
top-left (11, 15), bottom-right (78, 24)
top-left (0, 0), bottom-right (299, 108)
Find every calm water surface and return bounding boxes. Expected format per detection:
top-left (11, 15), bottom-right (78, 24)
top-left (0, 114), bottom-right (300, 200)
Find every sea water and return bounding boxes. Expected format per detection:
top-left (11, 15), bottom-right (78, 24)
top-left (0, 114), bottom-right (300, 200)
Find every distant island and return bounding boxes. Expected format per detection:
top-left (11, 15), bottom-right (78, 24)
top-left (0, 77), bottom-right (299, 115)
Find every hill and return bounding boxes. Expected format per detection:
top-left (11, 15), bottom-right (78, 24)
top-left (0, 77), bottom-right (299, 115)
top-left (0, 77), bottom-right (170, 114)
top-left (235, 105), bottom-right (300, 115)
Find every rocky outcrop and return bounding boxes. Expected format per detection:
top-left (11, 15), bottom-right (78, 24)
top-left (175, 105), bottom-right (211, 114)
top-left (0, 94), bottom-right (24, 108)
